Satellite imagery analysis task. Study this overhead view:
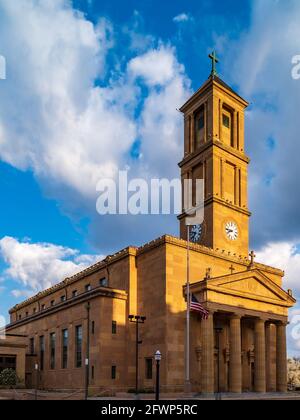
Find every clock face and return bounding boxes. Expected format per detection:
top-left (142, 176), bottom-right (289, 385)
top-left (190, 224), bottom-right (202, 243)
top-left (225, 221), bottom-right (239, 241)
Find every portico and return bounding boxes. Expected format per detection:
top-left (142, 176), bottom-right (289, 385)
top-left (189, 268), bottom-right (295, 394)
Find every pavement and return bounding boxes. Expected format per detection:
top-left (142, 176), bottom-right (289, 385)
top-left (0, 389), bottom-right (299, 400)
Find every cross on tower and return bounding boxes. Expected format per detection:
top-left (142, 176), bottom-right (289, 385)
top-left (205, 267), bottom-right (212, 280)
top-left (209, 50), bottom-right (219, 77)
top-left (229, 264), bottom-right (236, 275)
top-left (249, 250), bottom-right (256, 266)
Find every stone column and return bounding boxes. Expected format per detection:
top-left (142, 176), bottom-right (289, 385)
top-left (254, 319), bottom-right (266, 393)
top-left (276, 322), bottom-right (288, 393)
top-left (201, 313), bottom-right (215, 394)
top-left (229, 315), bottom-right (242, 393)
top-left (266, 323), bottom-right (276, 392)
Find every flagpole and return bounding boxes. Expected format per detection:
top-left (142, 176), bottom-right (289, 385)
top-left (185, 224), bottom-right (191, 393)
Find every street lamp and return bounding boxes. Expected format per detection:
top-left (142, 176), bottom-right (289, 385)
top-left (129, 315), bottom-right (146, 396)
top-left (34, 363), bottom-right (39, 401)
top-left (155, 350), bottom-right (162, 401)
top-left (215, 327), bottom-right (223, 401)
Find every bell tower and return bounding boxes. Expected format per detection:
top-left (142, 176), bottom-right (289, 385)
top-left (178, 52), bottom-right (251, 257)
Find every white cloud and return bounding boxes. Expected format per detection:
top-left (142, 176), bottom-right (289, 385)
top-left (11, 289), bottom-right (33, 299)
top-left (128, 45), bottom-right (184, 87)
top-left (0, 0), bottom-right (136, 199)
top-left (256, 240), bottom-right (300, 355)
top-left (256, 241), bottom-right (300, 296)
top-left (0, 236), bottom-right (103, 294)
top-left (173, 13), bottom-right (190, 23)
top-left (0, 0), bottom-right (191, 220)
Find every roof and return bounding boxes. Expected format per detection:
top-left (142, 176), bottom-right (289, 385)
top-left (9, 235), bottom-right (284, 314)
top-left (180, 74), bottom-right (249, 112)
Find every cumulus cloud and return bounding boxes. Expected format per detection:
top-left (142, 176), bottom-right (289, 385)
top-left (0, 0), bottom-right (136, 199)
top-left (0, 236), bottom-right (103, 295)
top-left (128, 46), bottom-right (181, 86)
top-left (173, 13), bottom-right (190, 23)
top-left (256, 240), bottom-right (300, 356)
top-left (256, 241), bottom-right (300, 297)
top-left (0, 1), bottom-right (191, 251)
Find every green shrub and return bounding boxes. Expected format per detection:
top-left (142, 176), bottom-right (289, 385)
top-left (0, 369), bottom-right (19, 387)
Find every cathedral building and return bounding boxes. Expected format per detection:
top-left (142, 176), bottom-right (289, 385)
top-left (3, 57), bottom-right (296, 395)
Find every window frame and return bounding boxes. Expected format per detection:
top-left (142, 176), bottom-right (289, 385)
top-left (145, 358), bottom-right (153, 380)
top-left (75, 325), bottom-right (83, 368)
top-left (49, 332), bottom-right (56, 370)
top-left (62, 329), bottom-right (68, 369)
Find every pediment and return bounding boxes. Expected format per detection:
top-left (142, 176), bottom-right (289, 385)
top-left (206, 269), bottom-right (295, 306)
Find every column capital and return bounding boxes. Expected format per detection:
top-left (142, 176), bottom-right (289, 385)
top-left (275, 320), bottom-right (289, 328)
top-left (230, 313), bottom-right (242, 321)
top-left (255, 317), bottom-right (267, 325)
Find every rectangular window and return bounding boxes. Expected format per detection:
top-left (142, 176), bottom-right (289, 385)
top-left (194, 107), bottom-right (205, 149)
top-left (0, 356), bottom-right (16, 373)
top-left (33, 308), bottom-right (37, 314)
top-left (18, 314), bottom-right (21, 320)
top-left (91, 366), bottom-right (95, 381)
top-left (145, 358), bottom-right (153, 380)
top-left (91, 321), bottom-right (95, 335)
top-left (99, 278), bottom-right (108, 287)
top-left (61, 296), bottom-right (66, 303)
top-left (26, 312), bottom-right (28, 317)
top-left (41, 304), bottom-right (45, 311)
top-left (39, 336), bottom-right (45, 371)
top-left (111, 366), bottom-right (116, 380)
top-left (51, 300), bottom-right (55, 307)
top-left (197, 113), bottom-right (205, 130)
top-left (85, 284), bottom-right (91, 292)
top-left (112, 321), bottom-right (117, 335)
top-left (50, 332), bottom-right (56, 370)
top-left (223, 114), bottom-right (230, 128)
top-left (30, 338), bottom-right (35, 355)
top-left (75, 325), bottom-right (83, 368)
top-left (72, 290), bottom-right (78, 298)
top-left (62, 329), bottom-right (68, 369)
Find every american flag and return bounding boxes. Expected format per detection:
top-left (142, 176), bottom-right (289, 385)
top-left (190, 294), bottom-right (209, 320)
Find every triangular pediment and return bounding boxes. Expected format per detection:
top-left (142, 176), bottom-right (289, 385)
top-left (206, 269), bottom-right (295, 306)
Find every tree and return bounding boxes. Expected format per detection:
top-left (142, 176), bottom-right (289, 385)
top-left (0, 369), bottom-right (19, 387)
top-left (288, 358), bottom-right (300, 389)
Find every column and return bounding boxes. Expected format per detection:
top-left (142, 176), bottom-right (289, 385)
top-left (254, 319), bottom-right (266, 393)
top-left (201, 313), bottom-right (215, 394)
top-left (266, 323), bottom-right (276, 392)
top-left (229, 315), bottom-right (242, 393)
top-left (276, 322), bottom-right (288, 393)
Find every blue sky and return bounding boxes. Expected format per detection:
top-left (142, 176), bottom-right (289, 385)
top-left (0, 0), bottom-right (300, 355)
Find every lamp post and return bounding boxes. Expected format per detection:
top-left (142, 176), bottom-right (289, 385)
top-left (34, 363), bottom-right (39, 401)
top-left (215, 327), bottom-right (223, 401)
top-left (129, 315), bottom-right (146, 396)
top-left (85, 302), bottom-right (91, 401)
top-left (155, 350), bottom-right (162, 401)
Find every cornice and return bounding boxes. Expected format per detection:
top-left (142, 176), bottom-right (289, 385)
top-left (179, 139), bottom-right (250, 169)
top-left (8, 286), bottom-right (127, 326)
top-left (9, 247), bottom-right (136, 313)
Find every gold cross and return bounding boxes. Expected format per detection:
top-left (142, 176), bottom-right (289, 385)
top-left (209, 50), bottom-right (219, 77)
top-left (249, 250), bottom-right (256, 265)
